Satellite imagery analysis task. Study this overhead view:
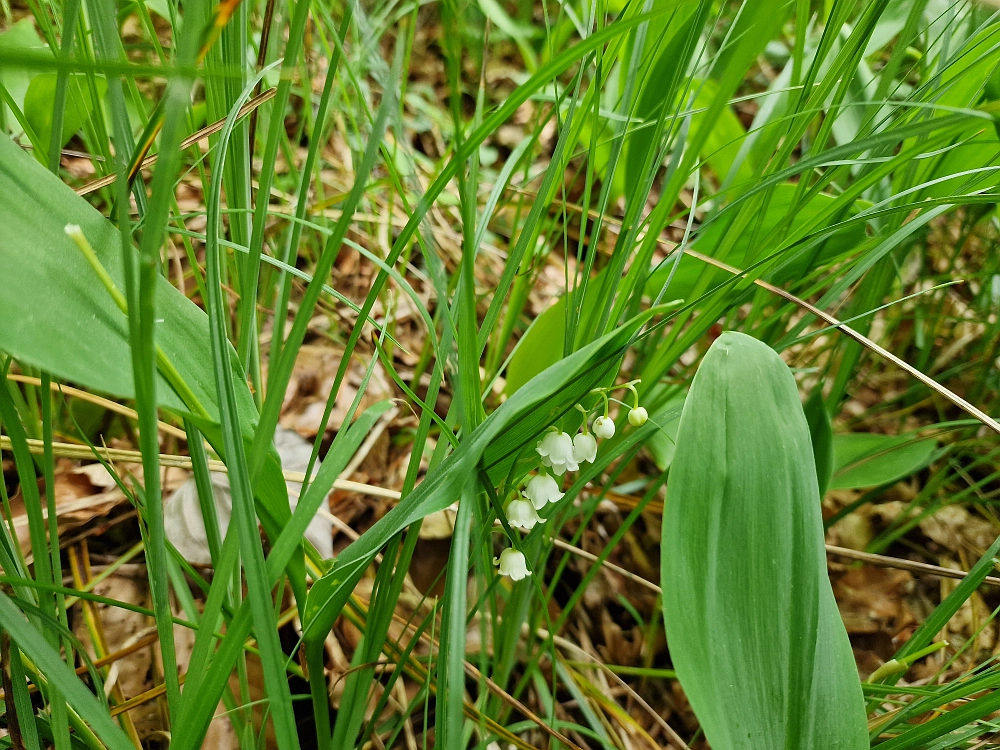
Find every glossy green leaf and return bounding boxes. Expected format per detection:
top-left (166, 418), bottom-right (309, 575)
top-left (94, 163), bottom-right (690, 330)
top-left (662, 332), bottom-right (867, 749)
top-left (830, 433), bottom-right (938, 490)
top-left (23, 73), bottom-right (106, 155)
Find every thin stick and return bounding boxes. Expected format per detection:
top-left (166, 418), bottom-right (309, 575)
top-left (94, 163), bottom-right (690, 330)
top-left (5, 374), bottom-right (187, 440)
top-left (7, 435), bottom-right (993, 588)
top-left (74, 88), bottom-right (277, 197)
top-left (0, 435), bottom-right (401, 499)
top-left (681, 247), bottom-right (1000, 436)
top-left (825, 544), bottom-right (1000, 586)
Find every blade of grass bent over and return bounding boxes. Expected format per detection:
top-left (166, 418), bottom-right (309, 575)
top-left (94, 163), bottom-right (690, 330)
top-left (200, 60), bottom-right (301, 750)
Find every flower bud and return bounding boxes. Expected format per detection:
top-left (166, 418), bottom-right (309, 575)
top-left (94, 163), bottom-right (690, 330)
top-left (523, 474), bottom-right (564, 510)
top-left (628, 406), bottom-right (648, 426)
top-left (573, 432), bottom-right (597, 464)
top-left (505, 497), bottom-right (542, 529)
top-left (493, 548), bottom-right (531, 580)
top-left (593, 416), bottom-right (615, 439)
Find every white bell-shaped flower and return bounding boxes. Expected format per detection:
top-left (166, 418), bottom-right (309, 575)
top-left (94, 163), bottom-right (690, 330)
top-left (493, 548), bottom-right (531, 581)
top-left (505, 497), bottom-right (542, 529)
top-left (628, 406), bottom-right (648, 427)
top-left (523, 474), bottom-right (564, 510)
top-left (573, 432), bottom-right (597, 464)
top-left (593, 416), bottom-right (615, 439)
top-left (536, 431), bottom-right (578, 475)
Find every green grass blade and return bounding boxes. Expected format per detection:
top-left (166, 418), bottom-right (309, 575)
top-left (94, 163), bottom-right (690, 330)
top-left (0, 592), bottom-right (133, 750)
top-left (202, 60), bottom-right (301, 750)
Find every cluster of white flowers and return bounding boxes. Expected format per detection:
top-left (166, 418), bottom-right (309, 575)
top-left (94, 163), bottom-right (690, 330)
top-left (494, 381), bottom-right (648, 581)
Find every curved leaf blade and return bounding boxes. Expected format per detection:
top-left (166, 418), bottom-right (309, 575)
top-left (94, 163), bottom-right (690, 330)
top-left (0, 132), bottom-right (300, 581)
top-left (830, 433), bottom-right (938, 490)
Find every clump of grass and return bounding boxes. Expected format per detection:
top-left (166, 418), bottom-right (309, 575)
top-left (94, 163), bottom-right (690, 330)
top-left (1, 0), bottom-right (1000, 747)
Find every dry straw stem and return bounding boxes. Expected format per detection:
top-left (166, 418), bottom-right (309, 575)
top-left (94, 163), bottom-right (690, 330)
top-left (547, 520), bottom-right (1000, 591)
top-left (0, 435), bottom-right (399, 498)
top-left (2, 434), bottom-right (994, 589)
top-left (0, 633), bottom-right (160, 703)
top-left (74, 88), bottom-right (277, 197)
top-left (349, 595), bottom-right (586, 750)
top-left (824, 545), bottom-right (1000, 587)
top-left (682, 248), bottom-right (1000, 436)
top-left (6, 374), bottom-right (188, 440)
top-left (527, 621), bottom-right (691, 750)
top-left (109, 603), bottom-right (300, 719)
top-left (523, 187), bottom-right (1000, 435)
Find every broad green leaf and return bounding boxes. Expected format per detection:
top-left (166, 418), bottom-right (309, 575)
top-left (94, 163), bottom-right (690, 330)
top-left (901, 24), bottom-right (1000, 199)
top-left (662, 332), bottom-right (867, 750)
top-left (690, 78), bottom-right (755, 187)
top-left (506, 266), bottom-right (611, 397)
top-left (0, 134), bottom-right (297, 569)
top-left (830, 433), bottom-right (938, 490)
top-left (144, 0), bottom-right (170, 19)
top-left (645, 390), bottom-right (685, 471)
top-left (505, 297), bottom-right (567, 397)
top-left (0, 20), bottom-right (47, 130)
top-left (23, 73), bottom-right (106, 156)
top-left (0, 134), bottom-right (239, 419)
top-left (915, 120), bottom-right (1000, 201)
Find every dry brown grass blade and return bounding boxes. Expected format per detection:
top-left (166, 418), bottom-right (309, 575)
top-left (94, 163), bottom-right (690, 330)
top-left (347, 596), bottom-right (574, 750)
top-left (682, 248), bottom-right (1000, 436)
top-left (69, 543), bottom-right (143, 746)
top-left (824, 545), bottom-right (1000, 586)
top-left (108, 605), bottom-right (300, 718)
top-left (0, 626), bottom-right (159, 703)
top-left (525, 622), bottom-right (691, 750)
top-left (566, 664), bottom-right (663, 750)
top-left (552, 488), bottom-right (1000, 597)
top-left (110, 673), bottom-right (188, 718)
top-left (386, 653), bottom-right (543, 750)
top-left (75, 88), bottom-right (277, 197)
top-left (601, 491), bottom-right (1000, 588)
top-left (5, 374), bottom-right (188, 440)
top-left (508, 520), bottom-right (661, 594)
top-left (545, 518), bottom-right (1000, 593)
top-left (518, 187), bottom-right (999, 435)
top-left (0, 435), bottom-right (399, 499)
top-left (464, 660), bottom-right (588, 750)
